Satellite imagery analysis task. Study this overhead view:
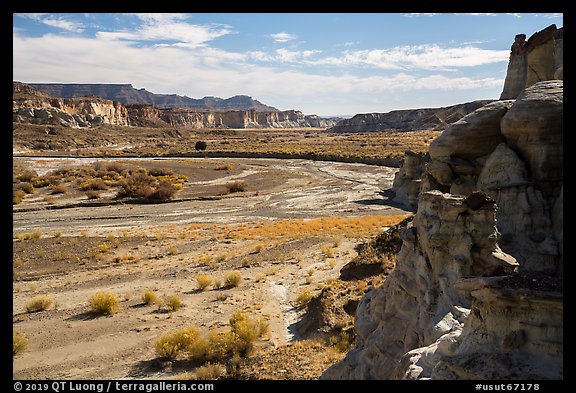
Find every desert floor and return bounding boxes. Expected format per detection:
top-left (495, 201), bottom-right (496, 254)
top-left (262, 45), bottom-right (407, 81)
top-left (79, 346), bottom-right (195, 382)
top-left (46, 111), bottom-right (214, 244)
top-left (13, 156), bottom-right (410, 379)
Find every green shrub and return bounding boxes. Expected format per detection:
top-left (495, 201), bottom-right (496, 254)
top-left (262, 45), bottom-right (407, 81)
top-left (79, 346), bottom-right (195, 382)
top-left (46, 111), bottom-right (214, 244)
top-left (195, 141), bottom-right (207, 151)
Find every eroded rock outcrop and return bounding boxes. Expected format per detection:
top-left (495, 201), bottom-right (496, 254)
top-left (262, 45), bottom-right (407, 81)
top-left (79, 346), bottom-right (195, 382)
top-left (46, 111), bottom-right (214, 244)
top-left (500, 24), bottom-right (563, 99)
top-left (326, 100), bottom-right (492, 133)
top-left (13, 82), bottom-right (130, 127)
top-left (323, 80), bottom-right (563, 380)
top-left (127, 105), bottom-right (338, 129)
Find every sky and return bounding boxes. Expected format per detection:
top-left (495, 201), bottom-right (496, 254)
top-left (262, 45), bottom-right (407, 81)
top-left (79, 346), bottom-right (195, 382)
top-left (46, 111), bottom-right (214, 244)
top-left (13, 13), bottom-right (563, 117)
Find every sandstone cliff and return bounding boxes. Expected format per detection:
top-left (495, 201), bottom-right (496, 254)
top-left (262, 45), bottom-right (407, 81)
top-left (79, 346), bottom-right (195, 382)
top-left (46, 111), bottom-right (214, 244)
top-left (326, 100), bottom-right (492, 133)
top-left (500, 24), bottom-right (563, 99)
top-left (126, 105), bottom-right (338, 129)
top-left (14, 82), bottom-right (336, 129)
top-left (13, 82), bottom-right (130, 127)
top-left (322, 79), bottom-right (563, 380)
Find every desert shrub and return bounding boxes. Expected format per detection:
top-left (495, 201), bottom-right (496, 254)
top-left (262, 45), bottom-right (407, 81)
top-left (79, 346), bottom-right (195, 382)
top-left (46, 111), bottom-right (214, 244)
top-left (81, 178), bottom-right (108, 191)
top-left (146, 181), bottom-right (177, 201)
top-left (195, 141), bottom-right (207, 151)
top-left (13, 332), bottom-right (28, 356)
top-left (26, 295), bottom-right (53, 313)
top-left (141, 290), bottom-right (158, 305)
top-left (197, 274), bottom-right (213, 290)
top-left (50, 184), bottom-right (68, 194)
top-left (193, 363), bottom-right (226, 380)
top-left (214, 163), bottom-right (233, 171)
top-left (295, 289), bottom-right (314, 308)
top-left (15, 182), bottom-right (35, 194)
top-left (31, 230), bottom-right (42, 240)
top-left (225, 181), bottom-right (247, 193)
top-left (116, 173), bottom-right (156, 198)
top-left (13, 189), bottom-right (25, 204)
top-left (155, 326), bottom-right (202, 360)
top-left (205, 331), bottom-right (241, 360)
top-left (149, 167), bottom-right (174, 176)
top-left (16, 169), bottom-right (37, 182)
top-left (165, 295), bottom-right (183, 312)
top-left (328, 331), bottom-right (354, 353)
top-left (33, 177), bottom-right (52, 188)
top-left (224, 271), bottom-right (242, 288)
top-left (94, 161), bottom-right (125, 174)
top-left (229, 310), bottom-right (267, 344)
top-left (89, 291), bottom-right (120, 315)
top-left (85, 190), bottom-right (100, 199)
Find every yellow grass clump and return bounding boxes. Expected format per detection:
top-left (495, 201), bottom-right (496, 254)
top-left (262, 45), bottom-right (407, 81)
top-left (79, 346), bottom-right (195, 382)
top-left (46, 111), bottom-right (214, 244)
top-left (25, 295), bottom-right (53, 313)
top-left (224, 271), bottom-right (242, 288)
top-left (155, 326), bottom-right (202, 360)
top-left (89, 291), bottom-right (120, 315)
top-left (197, 274), bottom-right (213, 290)
top-left (13, 332), bottom-right (28, 356)
top-left (141, 290), bottom-right (158, 305)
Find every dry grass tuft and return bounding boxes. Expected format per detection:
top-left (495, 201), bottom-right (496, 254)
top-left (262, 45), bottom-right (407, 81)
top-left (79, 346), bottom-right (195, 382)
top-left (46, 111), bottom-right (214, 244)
top-left (155, 326), bottom-right (201, 360)
top-left (193, 363), bottom-right (227, 380)
top-left (141, 290), bottom-right (158, 305)
top-left (224, 271), bottom-right (242, 288)
top-left (89, 291), bottom-right (120, 315)
top-left (13, 332), bottom-right (28, 356)
top-left (197, 274), bottom-right (213, 291)
top-left (165, 295), bottom-right (183, 312)
top-left (295, 289), bottom-right (314, 308)
top-left (26, 295), bottom-right (53, 313)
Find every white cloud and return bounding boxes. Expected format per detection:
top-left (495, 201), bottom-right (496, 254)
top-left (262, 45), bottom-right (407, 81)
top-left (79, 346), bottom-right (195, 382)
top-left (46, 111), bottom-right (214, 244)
top-left (96, 14), bottom-right (232, 48)
top-left (455, 13), bottom-right (498, 17)
top-left (270, 32), bottom-right (296, 43)
top-left (129, 13), bottom-right (190, 23)
top-left (16, 13), bottom-right (85, 33)
top-left (540, 13), bottom-right (563, 19)
top-left (311, 44), bottom-right (509, 70)
top-left (402, 13), bottom-right (439, 17)
top-left (13, 28), bottom-right (506, 115)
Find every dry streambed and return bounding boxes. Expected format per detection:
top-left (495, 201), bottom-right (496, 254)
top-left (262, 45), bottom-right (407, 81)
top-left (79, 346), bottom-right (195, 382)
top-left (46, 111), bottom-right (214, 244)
top-left (13, 157), bottom-right (409, 379)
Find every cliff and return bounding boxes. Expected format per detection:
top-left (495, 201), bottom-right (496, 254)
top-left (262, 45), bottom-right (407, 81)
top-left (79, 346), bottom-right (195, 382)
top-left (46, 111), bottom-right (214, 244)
top-left (13, 82), bottom-right (130, 127)
top-left (322, 80), bottom-right (563, 380)
top-left (326, 100), bottom-right (492, 133)
top-left (126, 105), bottom-right (338, 129)
top-left (500, 24), bottom-right (563, 99)
top-left (13, 82), bottom-right (336, 129)
top-left (28, 83), bottom-right (280, 111)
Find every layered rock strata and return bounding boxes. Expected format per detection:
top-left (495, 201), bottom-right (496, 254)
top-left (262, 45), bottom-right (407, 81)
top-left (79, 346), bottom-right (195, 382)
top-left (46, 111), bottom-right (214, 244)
top-left (322, 80), bottom-right (563, 380)
top-left (500, 24), bottom-right (563, 99)
top-left (326, 100), bottom-right (492, 133)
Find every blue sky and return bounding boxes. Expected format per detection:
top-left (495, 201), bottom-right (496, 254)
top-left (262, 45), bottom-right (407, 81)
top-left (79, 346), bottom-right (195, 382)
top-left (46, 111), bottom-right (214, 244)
top-left (13, 13), bottom-right (563, 116)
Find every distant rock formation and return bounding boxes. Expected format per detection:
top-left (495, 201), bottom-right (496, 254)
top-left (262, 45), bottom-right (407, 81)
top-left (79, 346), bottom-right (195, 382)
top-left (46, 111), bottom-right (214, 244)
top-left (325, 100), bottom-right (492, 133)
top-left (13, 82), bottom-right (337, 129)
top-left (323, 80), bottom-right (563, 380)
top-left (13, 82), bottom-right (130, 127)
top-left (29, 83), bottom-right (280, 111)
top-left (126, 105), bottom-right (338, 129)
top-left (500, 24), bottom-right (563, 99)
